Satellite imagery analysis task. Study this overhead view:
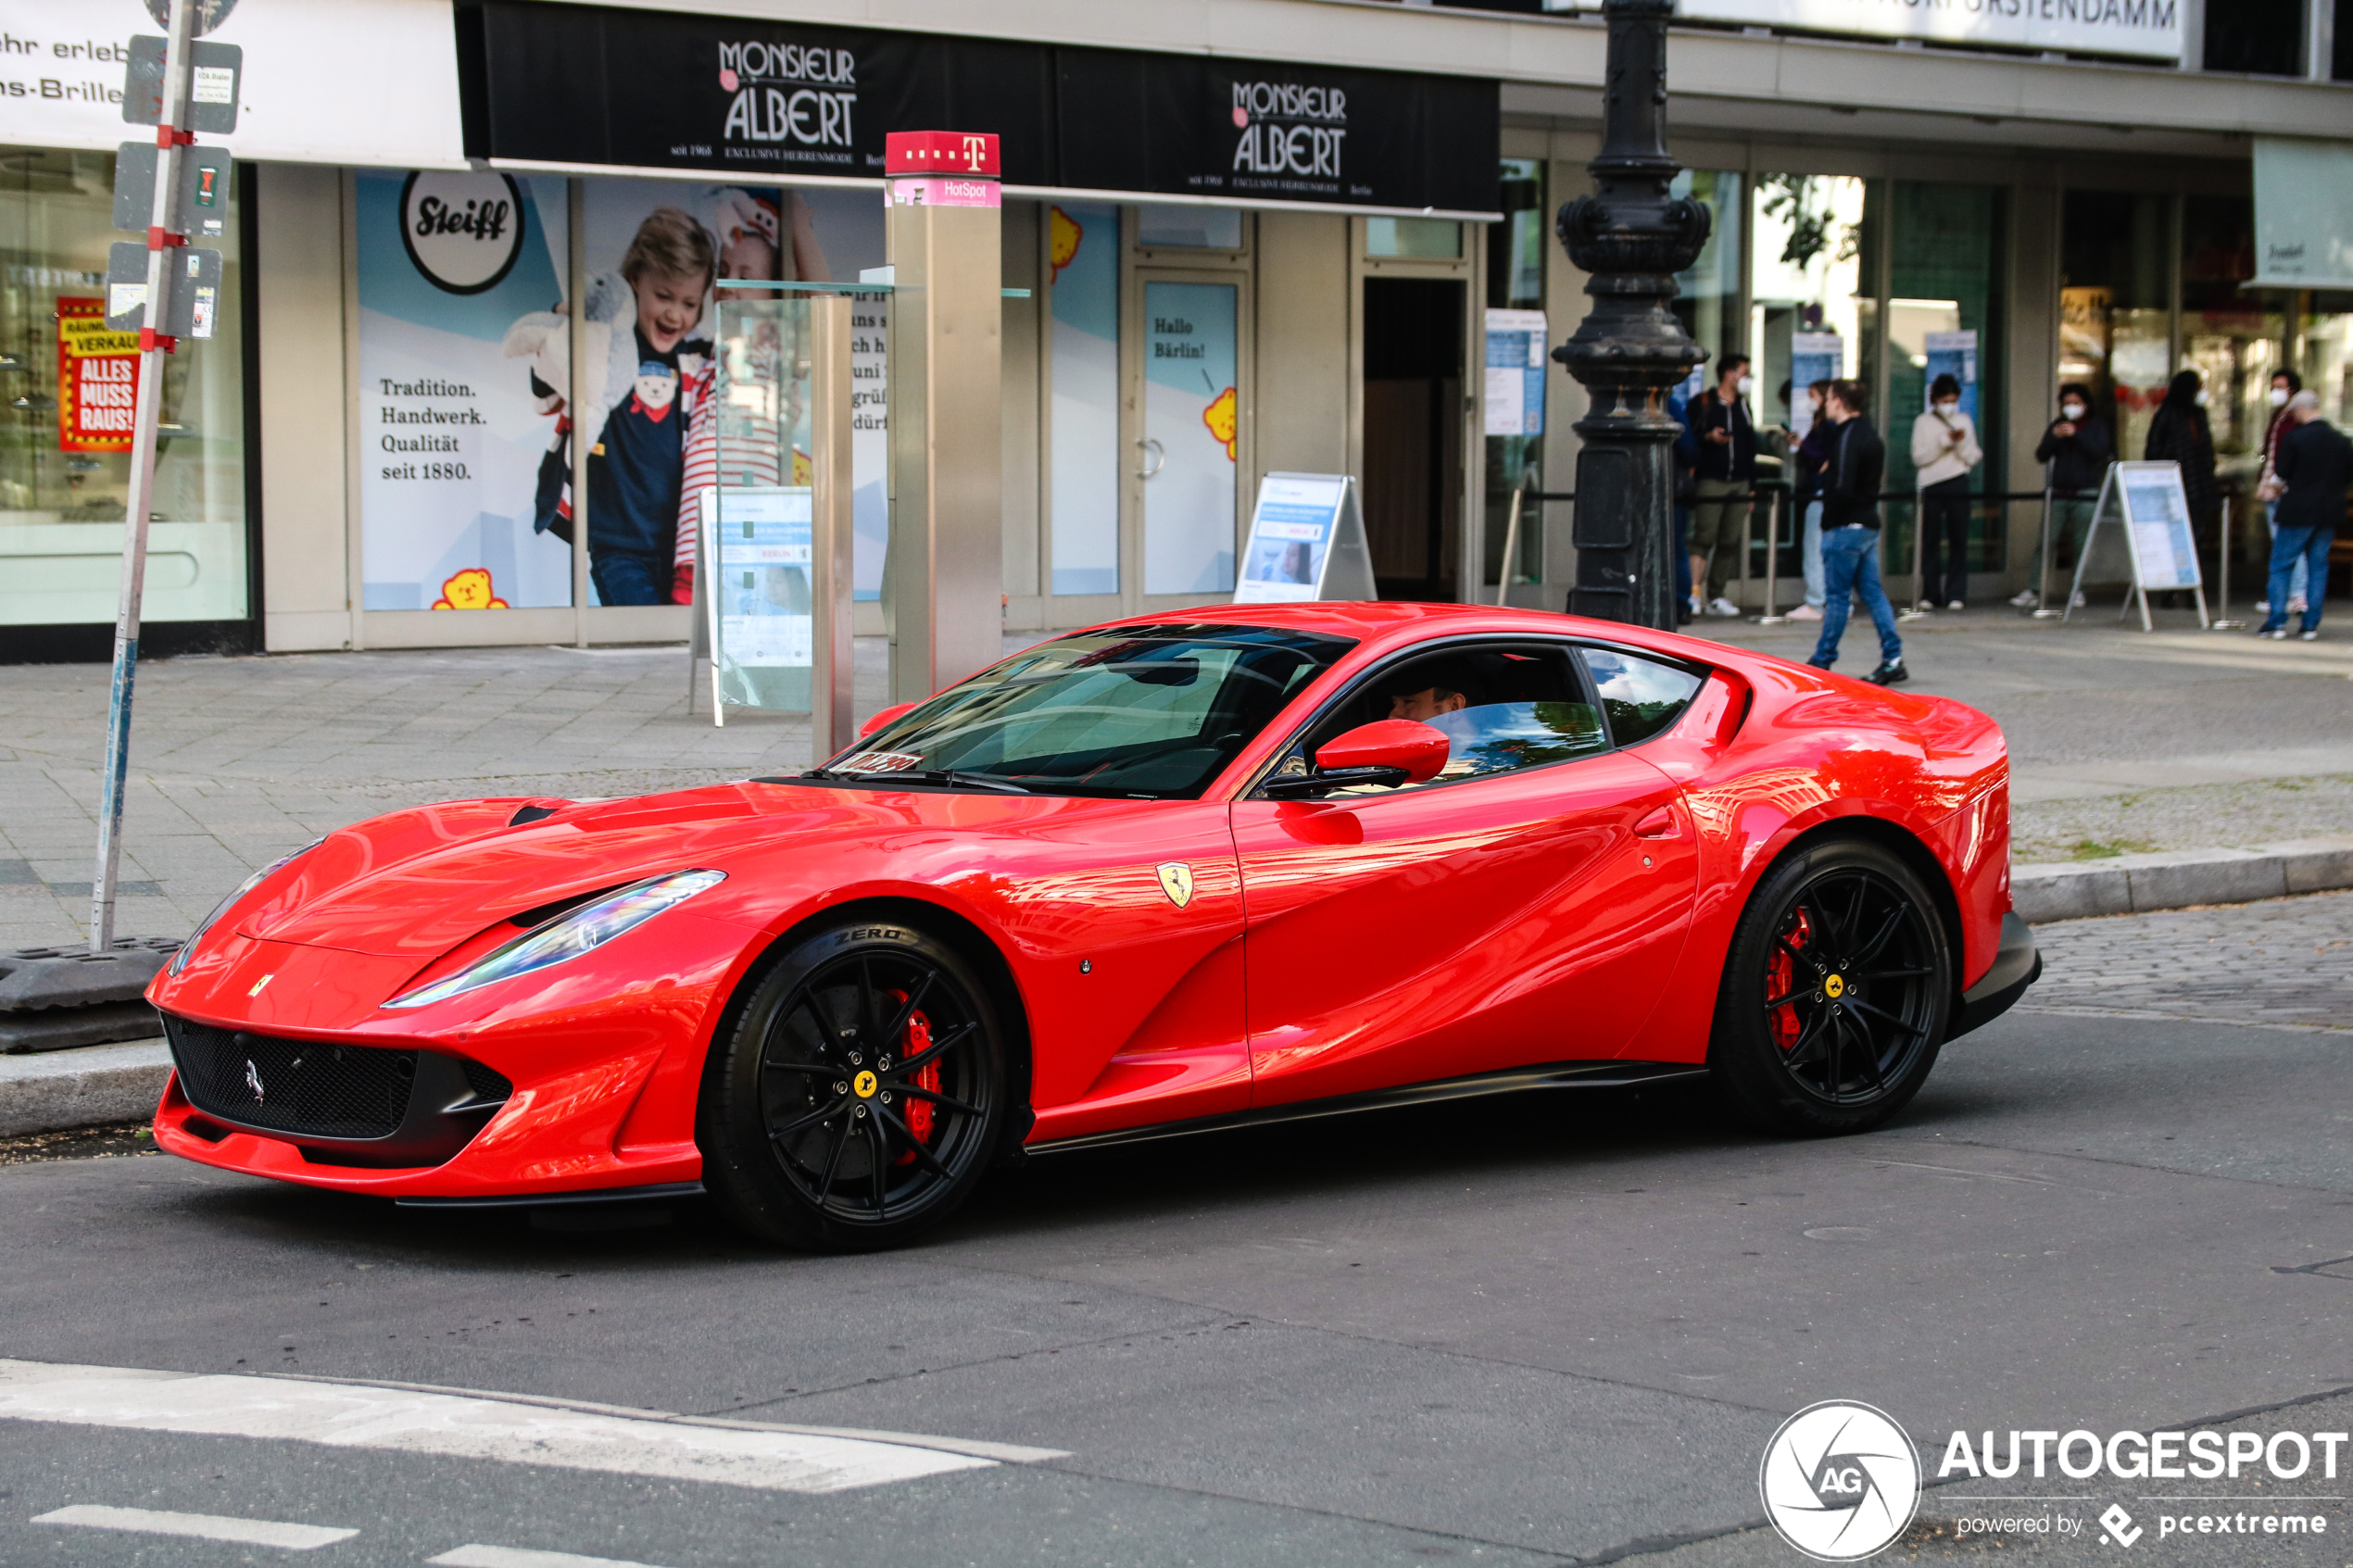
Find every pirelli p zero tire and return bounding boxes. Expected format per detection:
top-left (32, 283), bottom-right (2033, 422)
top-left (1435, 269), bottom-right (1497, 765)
top-left (1707, 836), bottom-right (1952, 1137)
top-left (698, 918), bottom-right (1010, 1252)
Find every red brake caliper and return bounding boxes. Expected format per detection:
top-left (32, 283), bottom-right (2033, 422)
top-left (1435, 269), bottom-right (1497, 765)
top-left (888, 994), bottom-right (940, 1165)
top-left (1768, 908), bottom-right (1812, 1052)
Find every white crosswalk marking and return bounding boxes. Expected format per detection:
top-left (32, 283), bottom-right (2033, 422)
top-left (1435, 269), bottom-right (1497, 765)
top-left (0, 1359), bottom-right (1011, 1494)
top-left (430, 1547), bottom-right (676, 1568)
top-left (32, 1504), bottom-right (358, 1549)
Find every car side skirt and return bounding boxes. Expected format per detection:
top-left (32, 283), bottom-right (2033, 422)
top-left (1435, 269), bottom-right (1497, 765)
top-left (1025, 1060), bottom-right (1712, 1157)
top-left (1950, 910), bottom-right (2042, 1042)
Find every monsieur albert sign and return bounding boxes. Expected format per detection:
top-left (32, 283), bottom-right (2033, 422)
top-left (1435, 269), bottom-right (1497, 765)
top-left (454, 1), bottom-right (1501, 218)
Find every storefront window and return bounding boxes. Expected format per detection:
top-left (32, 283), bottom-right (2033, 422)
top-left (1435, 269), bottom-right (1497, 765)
top-left (1485, 158), bottom-right (1545, 591)
top-left (1752, 173), bottom-right (1866, 437)
top-left (1883, 181), bottom-right (2007, 572)
top-left (2058, 189), bottom-right (2171, 467)
top-left (1138, 205), bottom-right (1243, 250)
top-left (2181, 194), bottom-right (2279, 483)
top-left (1049, 202), bottom-right (1121, 596)
top-left (2301, 296), bottom-right (2353, 422)
top-left (1670, 169), bottom-right (1742, 390)
top-left (0, 145), bottom-right (247, 629)
top-left (1367, 218), bottom-right (1462, 260)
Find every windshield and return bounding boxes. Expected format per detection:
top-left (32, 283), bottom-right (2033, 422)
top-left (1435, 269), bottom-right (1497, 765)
top-left (820, 623), bottom-right (1355, 797)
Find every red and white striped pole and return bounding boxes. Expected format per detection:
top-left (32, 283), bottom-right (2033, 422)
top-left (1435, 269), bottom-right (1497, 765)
top-left (90, 0), bottom-right (198, 954)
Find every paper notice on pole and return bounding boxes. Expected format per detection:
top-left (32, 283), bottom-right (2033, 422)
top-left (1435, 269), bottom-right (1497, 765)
top-left (191, 66), bottom-right (236, 105)
top-left (107, 283), bottom-right (146, 321)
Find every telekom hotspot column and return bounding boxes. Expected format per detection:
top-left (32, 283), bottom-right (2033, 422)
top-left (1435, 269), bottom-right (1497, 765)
top-left (884, 131), bottom-right (1005, 702)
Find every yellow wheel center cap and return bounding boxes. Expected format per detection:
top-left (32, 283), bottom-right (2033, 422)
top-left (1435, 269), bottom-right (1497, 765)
top-left (1824, 974), bottom-right (1845, 999)
top-left (852, 1070), bottom-right (878, 1098)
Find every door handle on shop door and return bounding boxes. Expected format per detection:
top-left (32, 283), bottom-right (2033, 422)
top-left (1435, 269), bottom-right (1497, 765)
top-left (1136, 437), bottom-right (1165, 479)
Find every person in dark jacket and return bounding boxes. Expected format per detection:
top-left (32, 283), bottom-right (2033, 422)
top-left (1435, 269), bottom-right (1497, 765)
top-left (1687, 357), bottom-right (1758, 616)
top-left (1806, 380), bottom-right (1906, 684)
top-left (2020, 382), bottom-right (2114, 608)
top-left (2259, 390), bottom-right (2353, 639)
top-left (2145, 369), bottom-right (2220, 520)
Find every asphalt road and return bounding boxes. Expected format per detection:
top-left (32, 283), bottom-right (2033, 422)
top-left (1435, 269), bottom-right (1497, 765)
top-left (2, 899), bottom-right (2349, 1568)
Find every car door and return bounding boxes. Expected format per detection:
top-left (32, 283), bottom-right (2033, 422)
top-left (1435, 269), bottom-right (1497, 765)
top-left (1230, 639), bottom-right (1703, 1110)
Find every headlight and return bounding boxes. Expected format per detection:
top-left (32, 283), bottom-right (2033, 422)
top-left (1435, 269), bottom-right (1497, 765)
top-left (383, 870), bottom-right (726, 1010)
top-left (168, 841), bottom-right (323, 976)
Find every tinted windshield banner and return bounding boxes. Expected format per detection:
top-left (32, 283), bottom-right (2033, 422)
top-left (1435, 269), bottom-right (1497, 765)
top-left (456, 2), bottom-right (1498, 214)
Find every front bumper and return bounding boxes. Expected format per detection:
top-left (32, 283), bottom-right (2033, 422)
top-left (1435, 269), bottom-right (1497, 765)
top-left (1950, 910), bottom-right (2041, 1041)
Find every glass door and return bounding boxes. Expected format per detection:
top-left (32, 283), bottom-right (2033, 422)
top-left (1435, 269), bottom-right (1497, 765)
top-left (1138, 276), bottom-right (1241, 600)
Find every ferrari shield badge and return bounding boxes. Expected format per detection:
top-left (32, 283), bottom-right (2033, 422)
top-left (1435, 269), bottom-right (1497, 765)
top-left (1156, 862), bottom-right (1195, 909)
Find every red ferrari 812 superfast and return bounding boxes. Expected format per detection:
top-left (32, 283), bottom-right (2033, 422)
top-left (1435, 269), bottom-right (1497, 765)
top-left (149, 603), bottom-right (2039, 1249)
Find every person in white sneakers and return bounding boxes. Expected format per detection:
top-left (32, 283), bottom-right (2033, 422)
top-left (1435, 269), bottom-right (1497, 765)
top-left (1910, 372), bottom-right (1982, 611)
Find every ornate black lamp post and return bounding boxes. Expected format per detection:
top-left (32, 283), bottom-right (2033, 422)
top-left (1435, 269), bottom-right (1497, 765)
top-left (1554, 0), bottom-right (1711, 631)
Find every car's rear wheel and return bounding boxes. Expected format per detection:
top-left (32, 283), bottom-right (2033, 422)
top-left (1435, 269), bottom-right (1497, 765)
top-left (1708, 837), bottom-right (1951, 1135)
top-left (698, 919), bottom-right (1009, 1251)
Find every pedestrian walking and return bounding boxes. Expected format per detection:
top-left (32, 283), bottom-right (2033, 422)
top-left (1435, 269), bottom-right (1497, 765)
top-left (1806, 379), bottom-right (1906, 684)
top-left (1688, 355), bottom-right (1758, 618)
top-left (2255, 369), bottom-right (2309, 620)
top-left (2259, 389), bottom-right (2351, 641)
top-left (2019, 383), bottom-right (2111, 608)
top-left (1909, 372), bottom-right (1982, 610)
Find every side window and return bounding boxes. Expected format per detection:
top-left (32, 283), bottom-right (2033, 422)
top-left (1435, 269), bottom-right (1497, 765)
top-left (1580, 648), bottom-right (1705, 746)
top-left (1278, 644), bottom-right (1610, 796)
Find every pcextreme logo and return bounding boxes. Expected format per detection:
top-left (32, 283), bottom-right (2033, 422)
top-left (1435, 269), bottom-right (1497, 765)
top-left (1759, 1400), bottom-right (1922, 1562)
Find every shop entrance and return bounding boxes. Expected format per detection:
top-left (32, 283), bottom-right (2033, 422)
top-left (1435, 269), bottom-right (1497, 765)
top-left (1362, 276), bottom-right (1465, 601)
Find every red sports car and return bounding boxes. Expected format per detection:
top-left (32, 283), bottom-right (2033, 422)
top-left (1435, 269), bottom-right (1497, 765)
top-left (149, 604), bottom-right (2038, 1250)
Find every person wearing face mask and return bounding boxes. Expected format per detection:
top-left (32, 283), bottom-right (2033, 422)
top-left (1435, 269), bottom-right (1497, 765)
top-left (2145, 369), bottom-right (2221, 530)
top-left (1909, 372), bottom-right (1983, 610)
top-left (2255, 370), bottom-right (2309, 619)
top-left (1688, 355), bottom-right (1759, 617)
top-left (2021, 383), bottom-right (2112, 608)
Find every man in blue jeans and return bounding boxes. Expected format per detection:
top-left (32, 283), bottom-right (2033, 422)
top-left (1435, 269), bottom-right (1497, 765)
top-left (2259, 389), bottom-right (2351, 641)
top-left (1807, 380), bottom-right (1906, 684)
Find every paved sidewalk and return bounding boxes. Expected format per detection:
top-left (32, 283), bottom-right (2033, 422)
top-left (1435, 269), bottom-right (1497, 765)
top-left (3, 611), bottom-right (2349, 949)
top-left (2018, 887), bottom-right (2353, 1032)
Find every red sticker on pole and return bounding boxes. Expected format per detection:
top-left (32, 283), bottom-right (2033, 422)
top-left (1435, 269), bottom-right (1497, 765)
top-left (57, 298), bottom-right (140, 452)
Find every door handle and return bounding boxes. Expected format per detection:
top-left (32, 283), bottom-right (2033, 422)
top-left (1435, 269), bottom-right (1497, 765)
top-left (1136, 437), bottom-right (1165, 479)
top-left (1633, 806), bottom-right (1680, 839)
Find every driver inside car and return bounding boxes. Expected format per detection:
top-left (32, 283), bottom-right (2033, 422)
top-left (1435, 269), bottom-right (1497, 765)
top-left (1381, 660), bottom-right (1476, 722)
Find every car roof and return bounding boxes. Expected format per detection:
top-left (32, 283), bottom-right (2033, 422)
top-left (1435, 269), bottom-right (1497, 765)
top-left (1074, 600), bottom-right (1730, 667)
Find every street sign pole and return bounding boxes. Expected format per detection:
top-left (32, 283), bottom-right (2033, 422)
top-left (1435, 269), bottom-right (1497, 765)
top-left (90, 0), bottom-right (198, 954)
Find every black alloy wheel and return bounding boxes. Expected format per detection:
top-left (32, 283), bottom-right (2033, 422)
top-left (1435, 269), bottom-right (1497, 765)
top-left (1708, 837), bottom-right (1952, 1135)
top-left (699, 919), bottom-right (1010, 1250)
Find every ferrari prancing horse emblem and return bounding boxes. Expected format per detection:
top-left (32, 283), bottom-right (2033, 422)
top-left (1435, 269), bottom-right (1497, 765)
top-left (1155, 862), bottom-right (1195, 909)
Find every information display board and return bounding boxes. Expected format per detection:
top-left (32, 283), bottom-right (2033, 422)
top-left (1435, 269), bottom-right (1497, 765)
top-left (1482, 309), bottom-right (1546, 438)
top-left (698, 485), bottom-right (813, 709)
top-left (1234, 472), bottom-right (1376, 604)
top-left (2064, 460), bottom-right (2208, 632)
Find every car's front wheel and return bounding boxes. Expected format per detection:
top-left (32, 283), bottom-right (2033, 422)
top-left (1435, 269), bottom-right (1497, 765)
top-left (1708, 836), bottom-right (1952, 1135)
top-left (698, 918), bottom-right (1010, 1251)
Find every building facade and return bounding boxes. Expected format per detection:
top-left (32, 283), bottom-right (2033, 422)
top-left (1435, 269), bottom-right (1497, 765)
top-left (1, 0), bottom-right (2347, 659)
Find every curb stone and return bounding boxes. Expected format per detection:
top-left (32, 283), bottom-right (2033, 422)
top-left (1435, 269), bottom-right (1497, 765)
top-left (2013, 835), bottom-right (2353, 923)
top-left (0, 1038), bottom-right (170, 1139)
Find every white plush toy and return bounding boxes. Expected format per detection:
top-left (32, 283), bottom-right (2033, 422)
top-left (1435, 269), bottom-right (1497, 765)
top-left (499, 271), bottom-right (640, 449)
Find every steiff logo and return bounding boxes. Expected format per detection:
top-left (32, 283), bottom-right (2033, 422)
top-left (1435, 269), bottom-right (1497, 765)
top-left (398, 171), bottom-right (525, 296)
top-left (1759, 1401), bottom-right (1921, 1561)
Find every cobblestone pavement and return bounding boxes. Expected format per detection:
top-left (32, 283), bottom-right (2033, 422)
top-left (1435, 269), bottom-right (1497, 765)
top-left (2020, 888), bottom-right (2353, 1032)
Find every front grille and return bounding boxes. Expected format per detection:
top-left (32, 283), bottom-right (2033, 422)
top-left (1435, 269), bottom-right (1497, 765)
top-left (461, 1056), bottom-right (513, 1105)
top-left (165, 1017), bottom-right (418, 1140)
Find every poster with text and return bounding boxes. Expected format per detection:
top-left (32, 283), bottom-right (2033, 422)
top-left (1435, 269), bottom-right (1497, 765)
top-left (57, 297), bottom-right (138, 453)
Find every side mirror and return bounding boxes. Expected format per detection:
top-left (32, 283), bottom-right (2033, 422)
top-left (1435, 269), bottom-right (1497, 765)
top-left (1262, 720), bottom-right (1450, 798)
top-left (858, 700), bottom-right (921, 740)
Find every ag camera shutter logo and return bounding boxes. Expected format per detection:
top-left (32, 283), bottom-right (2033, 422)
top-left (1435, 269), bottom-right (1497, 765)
top-left (1759, 1400), bottom-right (1921, 1561)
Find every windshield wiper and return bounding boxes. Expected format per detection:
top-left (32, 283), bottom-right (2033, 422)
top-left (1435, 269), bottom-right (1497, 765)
top-left (905, 769), bottom-right (1031, 794)
top-left (814, 766), bottom-right (1030, 794)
